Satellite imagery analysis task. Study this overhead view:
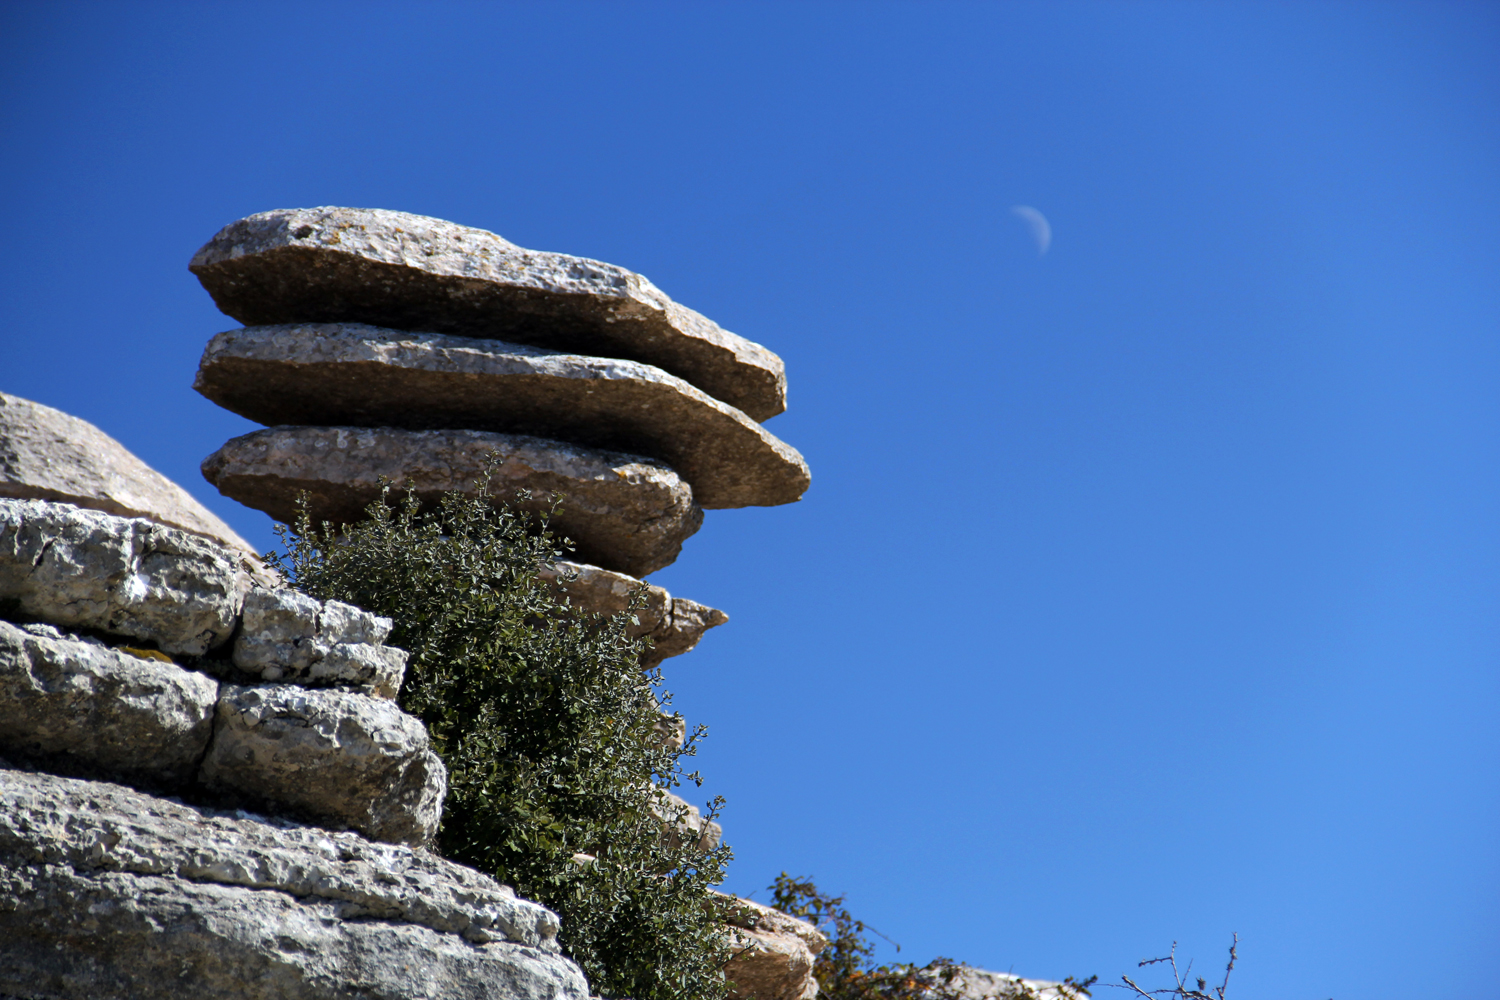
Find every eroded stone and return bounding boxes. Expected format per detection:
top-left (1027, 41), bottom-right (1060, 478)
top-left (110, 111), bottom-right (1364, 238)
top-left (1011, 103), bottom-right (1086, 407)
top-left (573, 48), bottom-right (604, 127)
top-left (190, 206), bottom-right (787, 420)
top-left (538, 559), bottom-right (728, 667)
top-left (194, 323), bottom-right (810, 509)
top-left (722, 895), bottom-right (828, 1000)
top-left (232, 586), bottom-right (406, 698)
top-left (651, 788), bottom-right (723, 854)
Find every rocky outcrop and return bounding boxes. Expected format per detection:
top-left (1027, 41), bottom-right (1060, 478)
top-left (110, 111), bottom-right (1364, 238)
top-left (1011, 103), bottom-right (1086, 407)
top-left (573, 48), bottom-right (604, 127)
top-left (232, 586), bottom-right (406, 698)
top-left (651, 789), bottom-right (723, 853)
top-left (539, 559), bottom-right (728, 667)
top-left (200, 684), bottom-right (445, 847)
top-left (925, 965), bottom-right (1084, 1000)
top-left (0, 766), bottom-right (587, 1000)
top-left (189, 205), bottom-right (787, 421)
top-left (195, 323), bottom-right (810, 509)
top-left (722, 895), bottom-right (829, 1000)
top-left (203, 425), bottom-right (703, 577)
top-left (0, 390), bottom-right (258, 558)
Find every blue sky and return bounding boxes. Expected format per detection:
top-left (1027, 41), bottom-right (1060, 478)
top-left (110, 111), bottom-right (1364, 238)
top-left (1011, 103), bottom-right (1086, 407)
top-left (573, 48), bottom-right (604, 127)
top-left (2, 2), bottom-right (1496, 996)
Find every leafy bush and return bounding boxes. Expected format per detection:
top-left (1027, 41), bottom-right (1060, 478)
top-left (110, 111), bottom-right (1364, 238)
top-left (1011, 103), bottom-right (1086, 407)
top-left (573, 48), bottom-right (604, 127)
top-left (267, 476), bottom-right (732, 1000)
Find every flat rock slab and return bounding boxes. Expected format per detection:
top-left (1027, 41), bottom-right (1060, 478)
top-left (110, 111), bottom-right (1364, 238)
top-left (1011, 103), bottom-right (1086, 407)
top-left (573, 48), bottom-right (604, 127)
top-left (204, 425), bottom-right (703, 577)
top-left (232, 586), bottom-right (407, 698)
top-left (0, 621), bottom-right (218, 788)
top-left (651, 789), bottom-right (723, 854)
top-left (721, 896), bottom-right (828, 1000)
top-left (199, 683), bottom-right (446, 847)
top-left (0, 767), bottom-right (587, 1000)
top-left (538, 560), bottom-right (727, 668)
top-left (194, 323), bottom-right (810, 509)
top-left (0, 391), bottom-right (258, 559)
top-left (190, 206), bottom-right (787, 421)
top-left (0, 499), bottom-right (245, 656)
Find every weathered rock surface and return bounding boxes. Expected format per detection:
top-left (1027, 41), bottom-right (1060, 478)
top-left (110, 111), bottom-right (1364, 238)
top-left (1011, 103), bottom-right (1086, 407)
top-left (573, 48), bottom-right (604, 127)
top-left (934, 965), bottom-right (1083, 1000)
top-left (651, 788), bottom-right (723, 853)
top-left (232, 586), bottom-right (407, 699)
top-left (190, 206), bottom-right (788, 421)
top-left (0, 766), bottom-right (588, 1000)
top-left (199, 684), bottom-right (446, 846)
top-left (0, 621), bottom-right (218, 788)
top-left (0, 499), bottom-right (245, 656)
top-left (195, 324), bottom-right (810, 509)
top-left (722, 895), bottom-right (828, 1000)
top-left (0, 391), bottom-right (258, 558)
top-left (539, 559), bottom-right (728, 667)
top-left (204, 425), bottom-right (703, 577)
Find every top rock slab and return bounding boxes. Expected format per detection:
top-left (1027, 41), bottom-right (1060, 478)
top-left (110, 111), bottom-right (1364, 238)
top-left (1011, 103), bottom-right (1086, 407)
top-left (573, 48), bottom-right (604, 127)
top-left (190, 207), bottom-right (788, 422)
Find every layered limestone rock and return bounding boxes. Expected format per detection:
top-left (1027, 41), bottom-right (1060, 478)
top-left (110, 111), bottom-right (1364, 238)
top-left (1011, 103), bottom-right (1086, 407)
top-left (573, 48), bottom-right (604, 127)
top-left (0, 766), bottom-right (588, 1000)
top-left (722, 895), bottom-right (829, 1000)
top-left (651, 789), bottom-right (723, 853)
top-left (0, 498), bottom-right (245, 656)
top-left (200, 684), bottom-right (446, 847)
top-left (203, 425), bottom-right (703, 577)
top-left (189, 205), bottom-right (788, 421)
top-left (232, 586), bottom-right (407, 699)
top-left (0, 390), bottom-right (257, 558)
top-left (936, 965), bottom-right (1085, 1000)
top-left (539, 559), bottom-right (728, 667)
top-left (194, 323), bottom-right (810, 509)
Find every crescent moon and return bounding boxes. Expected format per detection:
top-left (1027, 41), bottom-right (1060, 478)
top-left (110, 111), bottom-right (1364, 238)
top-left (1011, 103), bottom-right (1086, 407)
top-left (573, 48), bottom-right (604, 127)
top-left (1011, 205), bottom-right (1051, 255)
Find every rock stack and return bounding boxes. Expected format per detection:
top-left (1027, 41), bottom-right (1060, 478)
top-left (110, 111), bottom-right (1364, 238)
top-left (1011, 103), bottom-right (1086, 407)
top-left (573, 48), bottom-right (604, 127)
top-left (189, 206), bottom-right (811, 672)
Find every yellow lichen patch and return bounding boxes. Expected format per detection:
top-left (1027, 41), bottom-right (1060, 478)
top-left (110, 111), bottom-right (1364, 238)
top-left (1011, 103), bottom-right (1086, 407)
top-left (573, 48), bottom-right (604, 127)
top-left (120, 646), bottom-right (174, 664)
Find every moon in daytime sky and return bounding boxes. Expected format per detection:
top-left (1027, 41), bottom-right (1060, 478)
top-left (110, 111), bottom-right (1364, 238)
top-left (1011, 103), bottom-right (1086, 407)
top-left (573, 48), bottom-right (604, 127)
top-left (1011, 205), bottom-right (1051, 255)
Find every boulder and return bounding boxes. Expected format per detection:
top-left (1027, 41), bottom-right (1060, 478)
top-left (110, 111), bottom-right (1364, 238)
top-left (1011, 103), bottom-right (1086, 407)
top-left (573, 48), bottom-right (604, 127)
top-left (0, 621), bottom-right (218, 788)
top-left (194, 323), bottom-right (810, 509)
top-left (538, 560), bottom-right (728, 667)
top-left (932, 965), bottom-right (1086, 1000)
top-left (199, 684), bottom-right (446, 847)
top-left (650, 788), bottom-right (723, 853)
top-left (232, 586), bottom-right (407, 699)
top-left (0, 499), bottom-right (245, 656)
top-left (0, 391), bottom-right (258, 559)
top-left (722, 895), bottom-right (828, 1000)
top-left (203, 425), bottom-right (702, 577)
top-left (189, 206), bottom-right (787, 421)
top-left (0, 766), bottom-right (588, 1000)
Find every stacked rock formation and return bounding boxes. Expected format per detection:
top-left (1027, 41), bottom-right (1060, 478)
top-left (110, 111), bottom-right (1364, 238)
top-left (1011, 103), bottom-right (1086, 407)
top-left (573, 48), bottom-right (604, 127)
top-left (189, 207), bottom-right (811, 675)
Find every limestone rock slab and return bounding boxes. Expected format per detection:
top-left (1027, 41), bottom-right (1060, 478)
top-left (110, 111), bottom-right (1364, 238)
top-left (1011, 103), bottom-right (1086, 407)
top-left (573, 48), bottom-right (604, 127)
top-left (0, 621), bottom-right (218, 788)
top-left (538, 559), bottom-right (728, 667)
top-left (0, 391), bottom-right (258, 558)
top-left (203, 425), bottom-right (703, 577)
top-left (199, 684), bottom-right (446, 846)
top-left (722, 895), bottom-right (828, 1000)
top-left (935, 965), bottom-right (1084, 1000)
top-left (232, 586), bottom-right (406, 698)
top-left (190, 206), bottom-right (787, 421)
top-left (651, 789), bottom-right (723, 854)
top-left (194, 323), bottom-right (810, 509)
top-left (0, 499), bottom-right (245, 656)
top-left (0, 767), bottom-right (587, 1000)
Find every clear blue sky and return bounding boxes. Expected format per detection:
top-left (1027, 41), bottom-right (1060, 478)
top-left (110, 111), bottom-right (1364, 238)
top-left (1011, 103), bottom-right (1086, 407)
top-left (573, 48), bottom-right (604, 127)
top-left (3, 3), bottom-right (1496, 996)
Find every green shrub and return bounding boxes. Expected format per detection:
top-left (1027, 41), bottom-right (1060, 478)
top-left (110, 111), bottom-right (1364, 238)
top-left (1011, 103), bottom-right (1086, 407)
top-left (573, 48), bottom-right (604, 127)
top-left (267, 475), bottom-right (732, 1000)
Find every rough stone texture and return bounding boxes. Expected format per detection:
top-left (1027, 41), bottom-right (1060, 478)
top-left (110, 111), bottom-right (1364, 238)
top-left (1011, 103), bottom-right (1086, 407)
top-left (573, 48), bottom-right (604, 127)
top-left (189, 206), bottom-right (787, 421)
top-left (932, 966), bottom-right (1083, 1000)
top-left (0, 621), bottom-right (218, 788)
top-left (0, 391), bottom-right (259, 558)
top-left (538, 559), bottom-right (728, 667)
top-left (232, 586), bottom-right (407, 699)
top-left (204, 425), bottom-right (703, 577)
top-left (722, 895), bottom-right (828, 1000)
top-left (0, 499), bottom-right (245, 656)
top-left (195, 324), bottom-right (810, 509)
top-left (0, 766), bottom-right (589, 1000)
top-left (651, 788), bottom-right (723, 853)
top-left (199, 684), bottom-right (446, 847)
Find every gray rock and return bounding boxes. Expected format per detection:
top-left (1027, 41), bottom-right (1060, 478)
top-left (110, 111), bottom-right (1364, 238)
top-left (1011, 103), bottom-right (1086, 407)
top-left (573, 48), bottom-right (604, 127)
top-left (538, 559), bottom-right (728, 667)
top-left (232, 586), bottom-right (407, 699)
top-left (199, 683), bottom-right (446, 847)
top-left (0, 391), bottom-right (260, 559)
top-left (0, 621), bottom-right (218, 787)
top-left (650, 788), bottom-right (723, 853)
top-left (0, 499), bottom-right (245, 656)
top-left (194, 323), bottom-right (810, 509)
top-left (932, 966), bottom-right (1083, 1000)
top-left (0, 767), bottom-right (588, 1000)
top-left (203, 425), bottom-right (703, 577)
top-left (189, 206), bottom-right (787, 421)
top-left (721, 895), bottom-right (828, 1000)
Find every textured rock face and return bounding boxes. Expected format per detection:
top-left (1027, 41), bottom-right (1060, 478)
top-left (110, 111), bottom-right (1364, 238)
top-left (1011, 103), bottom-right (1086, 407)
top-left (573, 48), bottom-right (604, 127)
top-left (0, 621), bottom-right (218, 788)
top-left (722, 896), bottom-right (828, 1000)
top-left (204, 425), bottom-right (703, 577)
top-left (0, 766), bottom-right (588, 1000)
top-left (194, 323), bottom-right (810, 509)
top-left (539, 560), bottom-right (728, 667)
top-left (0, 391), bottom-right (258, 557)
top-left (0, 499), bottom-right (245, 656)
top-left (232, 586), bottom-right (406, 698)
top-left (934, 966), bottom-right (1082, 1000)
top-left (189, 206), bottom-right (788, 421)
top-left (651, 789), bottom-right (723, 853)
top-left (200, 684), bottom-right (446, 846)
